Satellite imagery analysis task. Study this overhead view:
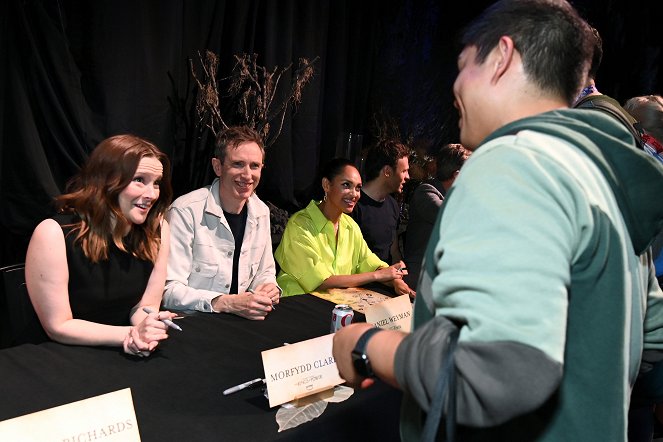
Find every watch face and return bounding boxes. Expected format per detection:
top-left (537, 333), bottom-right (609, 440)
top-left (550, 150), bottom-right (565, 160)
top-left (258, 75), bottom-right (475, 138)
top-left (352, 351), bottom-right (371, 378)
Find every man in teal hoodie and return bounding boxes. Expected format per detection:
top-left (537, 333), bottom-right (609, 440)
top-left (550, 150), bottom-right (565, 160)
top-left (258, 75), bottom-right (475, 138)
top-left (333, 0), bottom-right (663, 440)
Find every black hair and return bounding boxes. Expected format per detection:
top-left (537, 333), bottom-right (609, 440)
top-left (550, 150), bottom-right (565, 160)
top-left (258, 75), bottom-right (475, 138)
top-left (314, 157), bottom-right (357, 200)
top-left (320, 157), bottom-right (356, 181)
top-left (362, 140), bottom-right (410, 182)
top-left (435, 144), bottom-right (471, 181)
top-left (587, 26), bottom-right (603, 80)
top-left (460, 0), bottom-right (593, 105)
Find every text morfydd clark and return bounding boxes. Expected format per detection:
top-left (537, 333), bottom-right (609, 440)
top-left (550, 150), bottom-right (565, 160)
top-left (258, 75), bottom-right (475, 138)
top-left (261, 334), bottom-right (344, 407)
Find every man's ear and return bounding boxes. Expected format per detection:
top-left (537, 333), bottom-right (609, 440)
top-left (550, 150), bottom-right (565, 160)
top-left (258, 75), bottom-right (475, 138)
top-left (382, 165), bottom-right (392, 178)
top-left (492, 36), bottom-right (515, 83)
top-left (211, 157), bottom-right (222, 176)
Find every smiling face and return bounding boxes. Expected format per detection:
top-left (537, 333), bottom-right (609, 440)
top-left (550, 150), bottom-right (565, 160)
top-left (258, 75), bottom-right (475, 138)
top-left (453, 45), bottom-right (495, 150)
top-left (118, 156), bottom-right (163, 226)
top-left (322, 165), bottom-right (362, 216)
top-left (213, 141), bottom-right (263, 213)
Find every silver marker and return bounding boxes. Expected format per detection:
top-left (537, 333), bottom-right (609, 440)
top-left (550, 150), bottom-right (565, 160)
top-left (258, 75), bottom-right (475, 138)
top-left (142, 307), bottom-right (183, 331)
top-left (223, 378), bottom-right (265, 395)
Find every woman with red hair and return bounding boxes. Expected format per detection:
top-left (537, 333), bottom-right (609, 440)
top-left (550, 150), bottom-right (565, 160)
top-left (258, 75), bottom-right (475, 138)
top-left (26, 134), bottom-right (175, 357)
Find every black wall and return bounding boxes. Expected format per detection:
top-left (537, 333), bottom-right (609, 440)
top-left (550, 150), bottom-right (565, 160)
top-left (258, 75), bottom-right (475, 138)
top-left (1, 0), bottom-right (660, 266)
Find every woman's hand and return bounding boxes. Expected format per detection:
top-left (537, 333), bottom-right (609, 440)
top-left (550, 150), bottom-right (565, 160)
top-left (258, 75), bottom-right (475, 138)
top-left (123, 327), bottom-right (149, 357)
top-left (373, 262), bottom-right (408, 283)
top-left (124, 310), bottom-right (175, 357)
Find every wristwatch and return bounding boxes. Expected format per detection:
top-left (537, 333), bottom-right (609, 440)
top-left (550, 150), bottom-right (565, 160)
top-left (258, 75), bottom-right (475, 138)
top-left (351, 327), bottom-right (384, 378)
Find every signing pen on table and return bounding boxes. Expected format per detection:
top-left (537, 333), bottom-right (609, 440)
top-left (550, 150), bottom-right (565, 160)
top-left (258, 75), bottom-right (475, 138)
top-left (223, 378), bottom-right (265, 395)
top-left (142, 307), bottom-right (183, 331)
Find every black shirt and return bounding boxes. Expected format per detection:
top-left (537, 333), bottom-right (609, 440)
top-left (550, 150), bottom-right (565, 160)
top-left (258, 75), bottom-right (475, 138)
top-left (223, 205), bottom-right (248, 294)
top-left (351, 191), bottom-right (400, 263)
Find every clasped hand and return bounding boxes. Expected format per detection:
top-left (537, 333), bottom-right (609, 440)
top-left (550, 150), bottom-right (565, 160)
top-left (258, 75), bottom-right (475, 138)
top-left (213, 283), bottom-right (280, 321)
top-left (123, 310), bottom-right (176, 357)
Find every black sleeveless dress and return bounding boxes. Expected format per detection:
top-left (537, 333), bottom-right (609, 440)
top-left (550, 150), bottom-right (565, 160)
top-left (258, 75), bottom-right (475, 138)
top-left (56, 214), bottom-right (154, 325)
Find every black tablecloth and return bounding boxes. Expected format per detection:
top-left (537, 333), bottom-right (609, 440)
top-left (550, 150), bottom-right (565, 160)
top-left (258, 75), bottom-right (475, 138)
top-left (0, 295), bottom-right (402, 441)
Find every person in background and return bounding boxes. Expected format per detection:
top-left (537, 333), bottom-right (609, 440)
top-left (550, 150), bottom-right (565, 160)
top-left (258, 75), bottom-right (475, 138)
top-left (351, 139), bottom-right (410, 265)
top-left (163, 126), bottom-right (280, 320)
top-left (25, 135), bottom-right (175, 357)
top-left (576, 33), bottom-right (663, 283)
top-left (573, 26), bottom-right (644, 146)
top-left (577, 30), bottom-right (663, 441)
top-left (275, 158), bottom-right (412, 297)
top-left (403, 143), bottom-right (471, 289)
top-left (624, 93), bottom-right (663, 442)
top-left (624, 94), bottom-right (663, 164)
top-left (332, 1), bottom-right (663, 440)
top-left (624, 94), bottom-right (663, 285)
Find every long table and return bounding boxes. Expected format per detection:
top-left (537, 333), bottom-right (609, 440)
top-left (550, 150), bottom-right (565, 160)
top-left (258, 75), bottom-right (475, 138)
top-left (0, 295), bottom-right (402, 441)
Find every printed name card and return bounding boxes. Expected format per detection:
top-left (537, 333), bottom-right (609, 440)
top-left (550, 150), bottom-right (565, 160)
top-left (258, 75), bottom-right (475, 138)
top-left (261, 333), bottom-right (344, 408)
top-left (0, 388), bottom-right (140, 441)
top-left (365, 294), bottom-right (413, 332)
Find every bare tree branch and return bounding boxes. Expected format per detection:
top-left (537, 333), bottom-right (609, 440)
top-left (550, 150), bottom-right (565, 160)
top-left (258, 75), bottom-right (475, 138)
top-left (190, 51), bottom-right (318, 147)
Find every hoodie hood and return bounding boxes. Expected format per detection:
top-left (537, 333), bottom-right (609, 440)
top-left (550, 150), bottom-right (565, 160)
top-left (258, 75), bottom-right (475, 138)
top-left (484, 109), bottom-right (663, 255)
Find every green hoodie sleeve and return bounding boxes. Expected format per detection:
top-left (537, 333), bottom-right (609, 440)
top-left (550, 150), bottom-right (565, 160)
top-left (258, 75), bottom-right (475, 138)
top-left (395, 127), bottom-right (660, 431)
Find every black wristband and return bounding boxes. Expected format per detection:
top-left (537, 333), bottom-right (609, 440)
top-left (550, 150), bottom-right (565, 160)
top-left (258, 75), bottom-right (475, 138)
top-left (351, 327), bottom-right (384, 378)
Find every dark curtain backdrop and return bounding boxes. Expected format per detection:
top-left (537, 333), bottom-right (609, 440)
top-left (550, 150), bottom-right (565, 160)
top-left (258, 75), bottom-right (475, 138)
top-left (1, 0), bottom-right (661, 266)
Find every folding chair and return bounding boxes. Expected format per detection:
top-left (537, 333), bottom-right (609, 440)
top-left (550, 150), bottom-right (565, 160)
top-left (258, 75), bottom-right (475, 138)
top-left (0, 263), bottom-right (46, 348)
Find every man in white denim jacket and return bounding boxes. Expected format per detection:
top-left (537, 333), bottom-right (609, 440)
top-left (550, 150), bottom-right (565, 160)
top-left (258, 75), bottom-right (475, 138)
top-left (163, 126), bottom-right (280, 320)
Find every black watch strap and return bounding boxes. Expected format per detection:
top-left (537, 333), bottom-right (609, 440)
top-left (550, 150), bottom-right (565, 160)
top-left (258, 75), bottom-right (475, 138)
top-left (351, 327), bottom-right (383, 378)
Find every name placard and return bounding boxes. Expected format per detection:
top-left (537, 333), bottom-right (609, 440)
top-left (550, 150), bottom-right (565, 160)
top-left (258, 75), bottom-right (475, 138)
top-left (0, 388), bottom-right (140, 441)
top-left (365, 294), bottom-right (413, 332)
top-left (261, 334), bottom-right (344, 408)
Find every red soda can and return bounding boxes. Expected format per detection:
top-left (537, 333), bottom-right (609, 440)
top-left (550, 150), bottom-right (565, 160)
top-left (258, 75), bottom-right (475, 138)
top-left (331, 304), bottom-right (354, 332)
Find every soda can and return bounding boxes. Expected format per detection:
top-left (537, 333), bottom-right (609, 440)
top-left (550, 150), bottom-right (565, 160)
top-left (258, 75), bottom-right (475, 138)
top-left (331, 304), bottom-right (354, 332)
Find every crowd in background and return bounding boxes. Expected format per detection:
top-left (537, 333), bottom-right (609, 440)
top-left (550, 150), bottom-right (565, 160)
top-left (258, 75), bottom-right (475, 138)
top-left (5, 0), bottom-right (663, 441)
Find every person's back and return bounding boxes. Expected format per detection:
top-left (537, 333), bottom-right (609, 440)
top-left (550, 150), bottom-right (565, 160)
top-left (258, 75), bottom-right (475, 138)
top-left (625, 94), bottom-right (663, 271)
top-left (575, 29), bottom-right (663, 291)
top-left (624, 94), bottom-right (663, 442)
top-left (575, 94), bottom-right (641, 136)
top-left (403, 143), bottom-right (470, 289)
top-left (331, 1), bottom-right (663, 441)
top-left (410, 7), bottom-right (663, 440)
top-left (625, 94), bottom-right (663, 165)
top-left (573, 26), bottom-right (646, 151)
